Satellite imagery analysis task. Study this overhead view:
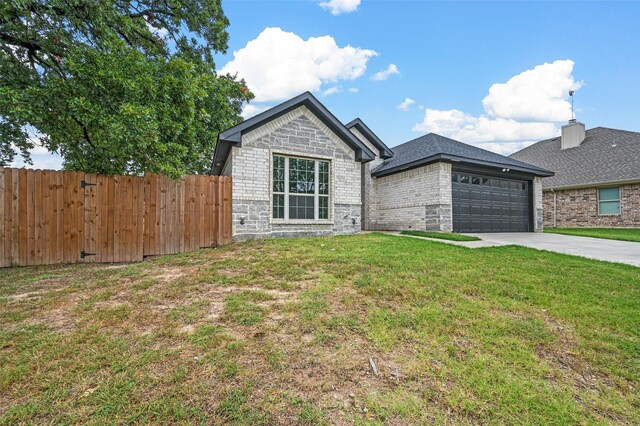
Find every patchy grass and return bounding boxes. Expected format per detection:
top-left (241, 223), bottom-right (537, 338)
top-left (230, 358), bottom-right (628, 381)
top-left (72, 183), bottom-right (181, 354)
top-left (545, 227), bottom-right (640, 243)
top-left (400, 230), bottom-right (481, 242)
top-left (0, 233), bottom-right (638, 425)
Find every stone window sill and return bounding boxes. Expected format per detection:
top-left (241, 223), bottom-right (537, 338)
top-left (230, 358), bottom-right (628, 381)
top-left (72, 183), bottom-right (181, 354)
top-left (271, 219), bottom-right (334, 225)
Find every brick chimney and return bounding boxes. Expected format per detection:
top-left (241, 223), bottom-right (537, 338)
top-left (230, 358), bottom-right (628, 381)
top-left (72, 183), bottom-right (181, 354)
top-left (561, 119), bottom-right (586, 150)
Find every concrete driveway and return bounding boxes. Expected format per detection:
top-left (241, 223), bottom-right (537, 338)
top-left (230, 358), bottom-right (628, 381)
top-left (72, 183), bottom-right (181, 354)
top-left (465, 232), bottom-right (640, 267)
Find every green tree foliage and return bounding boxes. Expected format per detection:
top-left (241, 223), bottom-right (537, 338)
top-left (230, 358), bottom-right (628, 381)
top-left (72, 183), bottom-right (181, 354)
top-left (0, 1), bottom-right (253, 177)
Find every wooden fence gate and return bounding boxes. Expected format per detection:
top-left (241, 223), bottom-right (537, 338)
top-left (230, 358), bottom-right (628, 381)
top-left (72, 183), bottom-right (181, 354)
top-left (0, 169), bottom-right (232, 267)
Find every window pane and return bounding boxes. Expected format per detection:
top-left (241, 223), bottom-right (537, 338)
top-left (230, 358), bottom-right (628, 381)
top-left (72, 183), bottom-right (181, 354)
top-left (599, 187), bottom-right (620, 201)
top-left (472, 177), bottom-right (480, 185)
top-left (319, 196), bottom-right (329, 219)
top-left (273, 194), bottom-right (284, 219)
top-left (460, 175), bottom-right (469, 184)
top-left (599, 201), bottom-right (620, 215)
top-left (452, 174), bottom-right (458, 183)
top-left (289, 195), bottom-right (315, 219)
top-left (482, 178), bottom-right (489, 185)
top-left (289, 158), bottom-right (315, 194)
top-left (273, 155), bottom-right (285, 193)
top-left (319, 161), bottom-right (329, 195)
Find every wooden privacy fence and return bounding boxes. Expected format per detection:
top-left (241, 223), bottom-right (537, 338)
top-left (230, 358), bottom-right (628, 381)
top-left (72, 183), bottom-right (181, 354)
top-left (0, 168), bottom-right (232, 267)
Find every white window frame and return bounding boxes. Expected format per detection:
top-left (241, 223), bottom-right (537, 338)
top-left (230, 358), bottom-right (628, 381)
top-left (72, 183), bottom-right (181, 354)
top-left (272, 154), bottom-right (331, 222)
top-left (597, 186), bottom-right (621, 216)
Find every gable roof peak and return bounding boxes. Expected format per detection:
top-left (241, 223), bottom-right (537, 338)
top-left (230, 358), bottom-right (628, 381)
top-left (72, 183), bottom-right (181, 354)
top-left (345, 118), bottom-right (394, 159)
top-left (211, 92), bottom-right (376, 175)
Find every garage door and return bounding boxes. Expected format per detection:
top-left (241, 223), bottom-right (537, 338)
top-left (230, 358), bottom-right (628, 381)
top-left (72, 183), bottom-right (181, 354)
top-left (452, 172), bottom-right (530, 232)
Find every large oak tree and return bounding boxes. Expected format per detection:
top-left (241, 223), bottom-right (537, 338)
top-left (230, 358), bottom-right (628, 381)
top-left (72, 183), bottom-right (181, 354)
top-left (0, 1), bottom-right (253, 177)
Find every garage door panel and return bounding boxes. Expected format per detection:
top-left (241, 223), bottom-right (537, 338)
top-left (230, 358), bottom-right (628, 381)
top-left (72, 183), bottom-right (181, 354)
top-left (452, 172), bottom-right (530, 233)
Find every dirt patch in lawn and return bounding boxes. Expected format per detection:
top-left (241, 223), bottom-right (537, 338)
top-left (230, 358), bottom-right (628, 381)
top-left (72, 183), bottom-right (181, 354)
top-left (25, 307), bottom-right (77, 333)
top-left (536, 343), bottom-right (615, 392)
top-left (150, 267), bottom-right (189, 282)
top-left (7, 289), bottom-right (49, 302)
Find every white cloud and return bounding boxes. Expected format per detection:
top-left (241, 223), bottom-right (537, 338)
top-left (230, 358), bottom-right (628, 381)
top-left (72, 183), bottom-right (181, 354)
top-left (413, 109), bottom-right (558, 143)
top-left (319, 0), bottom-right (361, 15)
top-left (475, 141), bottom-right (536, 156)
top-left (397, 98), bottom-right (416, 111)
top-left (220, 27), bottom-right (377, 103)
top-left (10, 143), bottom-right (63, 170)
top-left (145, 20), bottom-right (169, 39)
top-left (482, 60), bottom-right (582, 121)
top-left (8, 129), bottom-right (63, 170)
top-left (347, 87), bottom-right (358, 93)
top-left (241, 104), bottom-right (270, 119)
top-left (11, 150), bottom-right (63, 170)
top-left (413, 60), bottom-right (581, 154)
top-left (371, 64), bottom-right (399, 81)
top-left (322, 85), bottom-right (342, 96)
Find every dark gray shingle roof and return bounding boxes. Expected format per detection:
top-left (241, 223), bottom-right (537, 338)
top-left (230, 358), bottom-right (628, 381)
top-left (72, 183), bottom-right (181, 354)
top-left (372, 133), bottom-right (552, 177)
top-left (211, 92), bottom-right (375, 175)
top-left (510, 127), bottom-right (640, 189)
top-left (345, 118), bottom-right (394, 159)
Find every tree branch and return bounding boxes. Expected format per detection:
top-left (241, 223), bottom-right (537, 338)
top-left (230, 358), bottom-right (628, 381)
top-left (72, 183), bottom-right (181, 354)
top-left (0, 32), bottom-right (43, 52)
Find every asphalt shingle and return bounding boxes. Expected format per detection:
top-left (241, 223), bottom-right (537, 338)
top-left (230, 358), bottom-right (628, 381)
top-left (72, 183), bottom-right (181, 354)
top-left (373, 133), bottom-right (551, 177)
top-left (510, 127), bottom-right (640, 189)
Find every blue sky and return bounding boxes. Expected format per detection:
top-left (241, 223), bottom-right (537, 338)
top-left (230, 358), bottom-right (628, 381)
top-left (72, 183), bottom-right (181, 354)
top-left (16, 0), bottom-right (640, 169)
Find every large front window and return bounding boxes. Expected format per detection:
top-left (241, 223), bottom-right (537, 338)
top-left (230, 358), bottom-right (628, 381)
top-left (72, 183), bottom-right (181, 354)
top-left (272, 155), bottom-right (330, 220)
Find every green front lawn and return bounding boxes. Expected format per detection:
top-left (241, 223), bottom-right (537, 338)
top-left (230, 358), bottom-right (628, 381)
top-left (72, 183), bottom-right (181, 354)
top-left (400, 230), bottom-right (481, 242)
top-left (545, 227), bottom-right (640, 242)
top-left (1, 234), bottom-right (638, 424)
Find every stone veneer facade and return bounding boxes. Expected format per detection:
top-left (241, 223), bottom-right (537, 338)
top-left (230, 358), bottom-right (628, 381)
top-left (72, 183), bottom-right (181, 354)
top-left (543, 183), bottom-right (640, 228)
top-left (368, 163), bottom-right (453, 232)
top-left (533, 177), bottom-right (544, 232)
top-left (223, 106), bottom-right (362, 241)
top-left (223, 105), bottom-right (547, 240)
top-left (348, 127), bottom-right (384, 231)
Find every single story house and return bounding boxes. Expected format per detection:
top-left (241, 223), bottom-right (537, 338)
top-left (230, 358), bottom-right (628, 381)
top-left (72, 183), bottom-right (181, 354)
top-left (211, 92), bottom-right (552, 241)
top-left (511, 121), bottom-right (640, 228)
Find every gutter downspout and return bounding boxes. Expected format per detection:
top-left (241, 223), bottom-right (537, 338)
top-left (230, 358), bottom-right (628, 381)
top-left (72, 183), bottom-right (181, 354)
top-left (553, 190), bottom-right (557, 228)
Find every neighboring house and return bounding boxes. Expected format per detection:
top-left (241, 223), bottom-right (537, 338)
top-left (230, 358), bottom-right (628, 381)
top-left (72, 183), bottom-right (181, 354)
top-left (511, 121), bottom-right (640, 228)
top-left (211, 92), bottom-right (552, 241)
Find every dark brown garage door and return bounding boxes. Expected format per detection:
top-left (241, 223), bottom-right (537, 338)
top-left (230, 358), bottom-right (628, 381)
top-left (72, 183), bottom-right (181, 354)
top-left (452, 172), bottom-right (531, 232)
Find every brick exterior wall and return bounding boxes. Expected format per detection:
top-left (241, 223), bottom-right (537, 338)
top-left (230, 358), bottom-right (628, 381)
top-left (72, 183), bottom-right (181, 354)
top-left (370, 162), bottom-right (453, 231)
top-left (543, 183), bottom-right (640, 228)
top-left (229, 106), bottom-right (362, 241)
top-left (349, 127), bottom-right (383, 231)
